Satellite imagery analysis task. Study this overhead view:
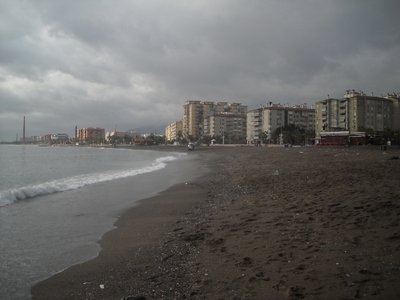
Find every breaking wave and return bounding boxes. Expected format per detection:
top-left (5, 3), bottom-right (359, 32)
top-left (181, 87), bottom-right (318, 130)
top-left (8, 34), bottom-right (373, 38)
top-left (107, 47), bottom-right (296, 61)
top-left (0, 155), bottom-right (180, 207)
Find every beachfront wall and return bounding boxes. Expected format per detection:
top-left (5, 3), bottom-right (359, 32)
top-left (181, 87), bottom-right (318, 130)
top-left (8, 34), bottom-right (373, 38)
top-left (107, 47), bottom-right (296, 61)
top-left (349, 135), bottom-right (367, 145)
top-left (320, 135), bottom-right (348, 146)
top-left (318, 131), bottom-right (366, 146)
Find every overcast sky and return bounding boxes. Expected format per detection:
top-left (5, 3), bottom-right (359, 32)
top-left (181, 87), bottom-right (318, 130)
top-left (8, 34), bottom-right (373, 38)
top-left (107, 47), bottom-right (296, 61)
top-left (1, 0), bottom-right (399, 141)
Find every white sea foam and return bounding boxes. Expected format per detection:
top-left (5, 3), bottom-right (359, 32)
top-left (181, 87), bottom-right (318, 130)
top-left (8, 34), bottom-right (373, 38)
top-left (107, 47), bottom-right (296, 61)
top-left (0, 155), bottom-right (180, 207)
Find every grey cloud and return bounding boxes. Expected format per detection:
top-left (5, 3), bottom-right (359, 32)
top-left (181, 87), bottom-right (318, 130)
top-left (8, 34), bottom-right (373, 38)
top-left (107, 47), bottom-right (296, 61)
top-left (1, 0), bottom-right (400, 141)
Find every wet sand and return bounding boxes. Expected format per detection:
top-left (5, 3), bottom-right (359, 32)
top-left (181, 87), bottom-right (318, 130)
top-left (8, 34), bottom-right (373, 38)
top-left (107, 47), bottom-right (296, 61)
top-left (32, 146), bottom-right (400, 299)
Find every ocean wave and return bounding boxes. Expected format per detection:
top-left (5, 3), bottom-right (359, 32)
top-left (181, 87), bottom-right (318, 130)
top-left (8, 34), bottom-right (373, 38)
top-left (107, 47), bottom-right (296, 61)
top-left (0, 154), bottom-right (182, 208)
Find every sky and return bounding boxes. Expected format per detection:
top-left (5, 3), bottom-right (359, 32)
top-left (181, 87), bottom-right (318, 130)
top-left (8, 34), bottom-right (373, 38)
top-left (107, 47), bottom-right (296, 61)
top-left (1, 0), bottom-right (399, 141)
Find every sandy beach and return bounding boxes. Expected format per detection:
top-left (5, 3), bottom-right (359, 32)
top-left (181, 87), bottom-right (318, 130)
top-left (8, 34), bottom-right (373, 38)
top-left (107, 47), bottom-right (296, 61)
top-left (32, 145), bottom-right (400, 299)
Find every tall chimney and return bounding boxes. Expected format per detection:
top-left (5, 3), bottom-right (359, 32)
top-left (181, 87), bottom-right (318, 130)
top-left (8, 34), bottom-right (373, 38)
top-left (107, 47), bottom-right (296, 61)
top-left (23, 116), bottom-right (26, 144)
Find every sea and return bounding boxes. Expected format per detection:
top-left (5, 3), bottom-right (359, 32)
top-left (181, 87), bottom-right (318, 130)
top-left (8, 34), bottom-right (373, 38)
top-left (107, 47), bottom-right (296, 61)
top-left (0, 144), bottom-right (201, 300)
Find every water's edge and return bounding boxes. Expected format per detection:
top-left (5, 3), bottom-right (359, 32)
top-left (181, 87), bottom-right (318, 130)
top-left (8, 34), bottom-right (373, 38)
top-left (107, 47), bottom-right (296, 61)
top-left (28, 151), bottom-right (207, 299)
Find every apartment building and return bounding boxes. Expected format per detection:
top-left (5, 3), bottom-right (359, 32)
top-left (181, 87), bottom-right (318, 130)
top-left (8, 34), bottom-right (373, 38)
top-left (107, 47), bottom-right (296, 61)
top-left (203, 112), bottom-right (247, 144)
top-left (315, 90), bottom-right (400, 138)
top-left (182, 100), bottom-right (247, 142)
top-left (247, 103), bottom-right (315, 143)
top-left (315, 98), bottom-right (347, 134)
top-left (50, 133), bottom-right (69, 143)
top-left (182, 101), bottom-right (203, 139)
top-left (247, 109), bottom-right (263, 142)
top-left (77, 127), bottom-right (105, 143)
top-left (165, 120), bottom-right (183, 142)
top-left (387, 93), bottom-right (400, 129)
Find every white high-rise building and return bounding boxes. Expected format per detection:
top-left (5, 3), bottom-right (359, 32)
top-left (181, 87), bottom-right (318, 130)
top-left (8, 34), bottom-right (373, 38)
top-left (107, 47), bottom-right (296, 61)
top-left (247, 103), bottom-right (315, 143)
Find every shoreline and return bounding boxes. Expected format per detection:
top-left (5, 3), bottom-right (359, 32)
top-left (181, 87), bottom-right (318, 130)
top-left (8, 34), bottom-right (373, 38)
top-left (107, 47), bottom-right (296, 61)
top-left (31, 148), bottom-right (217, 300)
top-left (1, 146), bottom-right (207, 300)
top-left (31, 177), bottom-right (212, 299)
top-left (32, 146), bottom-right (400, 299)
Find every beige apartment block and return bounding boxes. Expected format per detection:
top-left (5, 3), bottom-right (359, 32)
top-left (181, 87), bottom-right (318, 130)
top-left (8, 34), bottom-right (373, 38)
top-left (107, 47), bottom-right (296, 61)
top-left (315, 90), bottom-right (400, 138)
top-left (77, 127), bottom-right (105, 143)
top-left (182, 101), bottom-right (203, 140)
top-left (182, 100), bottom-right (247, 142)
top-left (165, 120), bottom-right (183, 142)
top-left (247, 103), bottom-right (315, 143)
top-left (203, 112), bottom-right (247, 144)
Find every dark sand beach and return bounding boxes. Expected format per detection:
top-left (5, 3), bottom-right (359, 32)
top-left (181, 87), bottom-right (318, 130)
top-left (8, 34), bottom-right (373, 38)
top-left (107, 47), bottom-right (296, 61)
top-left (32, 146), bottom-right (400, 299)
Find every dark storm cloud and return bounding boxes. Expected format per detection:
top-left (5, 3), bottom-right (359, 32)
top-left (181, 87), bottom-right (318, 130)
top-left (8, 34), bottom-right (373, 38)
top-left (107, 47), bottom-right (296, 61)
top-left (1, 0), bottom-right (399, 141)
